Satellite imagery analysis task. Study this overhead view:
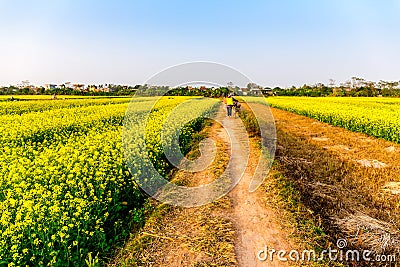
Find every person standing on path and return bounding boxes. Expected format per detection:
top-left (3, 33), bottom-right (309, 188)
top-left (225, 94), bottom-right (234, 117)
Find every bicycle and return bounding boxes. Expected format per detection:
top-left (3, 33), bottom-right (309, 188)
top-left (233, 102), bottom-right (241, 118)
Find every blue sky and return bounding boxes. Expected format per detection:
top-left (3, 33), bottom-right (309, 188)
top-left (0, 0), bottom-right (399, 87)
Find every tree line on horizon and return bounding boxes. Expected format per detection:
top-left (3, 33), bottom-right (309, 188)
top-left (272, 77), bottom-right (400, 97)
top-left (2, 77), bottom-right (400, 97)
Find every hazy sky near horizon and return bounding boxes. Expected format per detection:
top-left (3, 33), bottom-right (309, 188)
top-left (1, 0), bottom-right (400, 87)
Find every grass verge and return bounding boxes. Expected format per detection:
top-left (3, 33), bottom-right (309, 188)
top-left (270, 107), bottom-right (400, 266)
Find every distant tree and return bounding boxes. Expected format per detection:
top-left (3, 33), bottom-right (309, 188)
top-left (247, 83), bottom-right (259, 89)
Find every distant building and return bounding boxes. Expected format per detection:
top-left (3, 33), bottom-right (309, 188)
top-left (249, 88), bottom-right (263, 96)
top-left (72, 84), bottom-right (85, 91)
top-left (262, 87), bottom-right (274, 96)
top-left (44, 84), bottom-right (57, 90)
top-left (239, 88), bottom-right (250, 95)
top-left (61, 82), bottom-right (73, 89)
top-left (237, 87), bottom-right (263, 96)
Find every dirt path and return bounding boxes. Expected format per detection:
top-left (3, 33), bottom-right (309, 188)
top-left (111, 103), bottom-right (293, 266)
top-left (112, 102), bottom-right (400, 266)
top-left (212, 105), bottom-right (292, 267)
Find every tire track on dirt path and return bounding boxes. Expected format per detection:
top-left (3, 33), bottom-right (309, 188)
top-left (214, 104), bottom-right (292, 267)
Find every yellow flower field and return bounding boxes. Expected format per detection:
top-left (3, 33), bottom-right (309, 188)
top-left (0, 96), bottom-right (218, 266)
top-left (246, 97), bottom-right (400, 143)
